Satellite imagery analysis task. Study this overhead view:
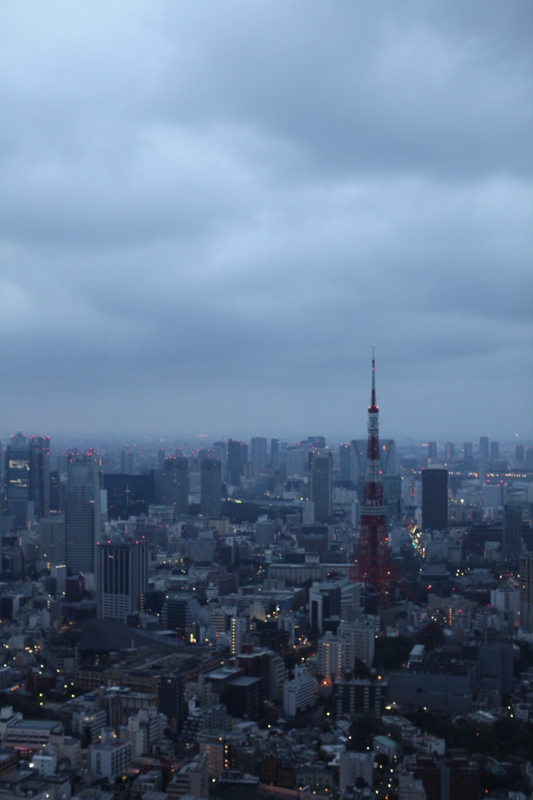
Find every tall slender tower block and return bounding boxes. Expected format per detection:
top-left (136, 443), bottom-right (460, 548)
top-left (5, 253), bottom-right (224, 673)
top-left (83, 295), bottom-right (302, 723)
top-left (348, 350), bottom-right (411, 606)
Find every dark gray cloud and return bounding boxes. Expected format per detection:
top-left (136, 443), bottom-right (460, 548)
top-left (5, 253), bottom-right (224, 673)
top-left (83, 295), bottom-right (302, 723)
top-left (0, 0), bottom-right (532, 440)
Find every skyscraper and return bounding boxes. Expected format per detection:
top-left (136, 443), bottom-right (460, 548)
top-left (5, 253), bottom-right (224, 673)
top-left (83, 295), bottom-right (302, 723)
top-left (164, 457), bottom-right (189, 515)
top-left (213, 441), bottom-right (227, 467)
top-left (308, 451), bottom-right (332, 522)
top-left (270, 438), bottom-right (279, 468)
top-left (5, 432), bottom-right (50, 523)
top-left (121, 450), bottom-right (134, 474)
top-left (96, 538), bottom-right (148, 623)
top-left (502, 503), bottom-right (522, 563)
top-left (422, 468), bottom-right (448, 531)
top-left (227, 440), bottom-right (247, 486)
top-left (445, 442), bottom-right (455, 462)
top-left (427, 442), bottom-right (437, 461)
top-left (339, 444), bottom-right (351, 483)
top-left (65, 458), bottom-right (101, 575)
top-left (201, 458), bottom-right (222, 518)
top-left (490, 441), bottom-right (499, 461)
top-left (519, 553), bottom-right (533, 633)
top-left (479, 436), bottom-right (489, 459)
top-left (4, 432), bottom-right (30, 517)
top-left (516, 443), bottom-right (525, 464)
top-left (251, 437), bottom-right (267, 475)
top-left (463, 442), bottom-right (473, 459)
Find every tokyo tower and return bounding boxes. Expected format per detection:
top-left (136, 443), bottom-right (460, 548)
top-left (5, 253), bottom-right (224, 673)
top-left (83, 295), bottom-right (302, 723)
top-left (348, 349), bottom-right (412, 606)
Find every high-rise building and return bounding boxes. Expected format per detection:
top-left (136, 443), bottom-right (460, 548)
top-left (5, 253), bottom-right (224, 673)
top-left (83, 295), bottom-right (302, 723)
top-left (65, 458), bottom-right (101, 575)
top-left (103, 473), bottom-right (152, 519)
top-left (339, 444), bottom-right (352, 483)
top-left (421, 468), bottom-right (448, 531)
top-left (270, 438), bottom-right (279, 468)
top-left (252, 436), bottom-right (267, 475)
top-left (516, 443), bottom-right (525, 464)
top-left (201, 458), bottom-right (222, 518)
top-left (121, 450), bottom-right (134, 474)
top-left (213, 441), bottom-right (227, 467)
top-left (526, 446), bottom-right (533, 465)
top-left (490, 441), bottom-right (499, 461)
top-left (227, 440), bottom-right (247, 486)
top-left (5, 432), bottom-right (50, 523)
top-left (445, 442), bottom-right (455, 462)
top-left (308, 436), bottom-right (326, 450)
top-left (96, 539), bottom-right (148, 623)
top-left (29, 436), bottom-right (50, 519)
top-left (40, 516), bottom-right (66, 565)
top-left (479, 436), bottom-right (489, 459)
top-left (163, 457), bottom-right (189, 515)
top-left (161, 596), bottom-right (200, 638)
top-left (159, 675), bottom-right (186, 732)
top-left (230, 615), bottom-right (247, 655)
top-left (309, 451), bottom-right (332, 522)
top-left (157, 448), bottom-right (166, 470)
top-left (502, 503), bottom-right (522, 563)
top-left (519, 553), bottom-right (533, 633)
top-left (251, 437), bottom-right (267, 475)
top-left (255, 519), bottom-right (275, 548)
top-left (463, 442), bottom-right (473, 459)
top-left (427, 442), bottom-right (437, 461)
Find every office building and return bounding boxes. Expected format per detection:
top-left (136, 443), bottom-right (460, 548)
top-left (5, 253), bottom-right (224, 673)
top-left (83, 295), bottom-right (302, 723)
top-left (5, 432), bottom-right (50, 524)
top-left (230, 615), bottom-right (247, 655)
top-left (227, 440), bottom-right (248, 486)
top-left (502, 503), bottom-right (522, 563)
top-left (49, 470), bottom-right (65, 513)
top-left (482, 482), bottom-right (502, 508)
top-left (89, 730), bottom-right (132, 783)
top-left (463, 442), bottom-right (473, 459)
top-left (167, 754), bottom-right (209, 800)
top-left (317, 631), bottom-right (353, 680)
top-left (479, 436), bottom-right (489, 459)
top-left (121, 450), bottom-right (134, 474)
top-left (159, 675), bottom-right (186, 732)
top-left (163, 456), bottom-right (189, 515)
top-left (65, 457), bottom-right (101, 575)
top-left (421, 468), bottom-right (447, 531)
top-left (40, 515), bottom-right (66, 565)
top-left (339, 752), bottom-right (374, 790)
top-left (339, 444), bottom-right (351, 483)
top-left (519, 554), bottom-right (533, 633)
top-left (96, 539), bottom-right (148, 623)
top-left (283, 667), bottom-right (318, 717)
top-left (213, 441), bottom-right (227, 467)
top-left (103, 473), bottom-right (152, 519)
top-left (490, 441), bottom-right (499, 461)
top-left (157, 448), bottom-right (166, 470)
top-left (270, 438), bottom-right (279, 468)
top-left (516, 443), bottom-right (525, 463)
top-left (29, 436), bottom-right (50, 518)
top-left (201, 458), bottom-right (222, 518)
top-left (309, 451), bottom-right (332, 522)
top-left (445, 442), bottom-right (455, 461)
top-left (255, 519), bottom-right (275, 548)
top-left (251, 437), bottom-right (267, 475)
top-left (427, 442), bottom-right (437, 461)
top-left (161, 596), bottom-right (199, 638)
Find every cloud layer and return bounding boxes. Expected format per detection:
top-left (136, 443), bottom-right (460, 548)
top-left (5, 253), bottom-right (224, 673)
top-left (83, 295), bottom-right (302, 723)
top-left (1, 1), bottom-right (532, 440)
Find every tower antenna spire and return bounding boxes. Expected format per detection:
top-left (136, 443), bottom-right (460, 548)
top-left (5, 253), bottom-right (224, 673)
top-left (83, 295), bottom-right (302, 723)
top-left (349, 345), bottom-right (413, 607)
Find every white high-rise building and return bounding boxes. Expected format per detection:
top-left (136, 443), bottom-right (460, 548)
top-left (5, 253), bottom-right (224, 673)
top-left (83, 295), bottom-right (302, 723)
top-left (283, 667), bottom-right (318, 717)
top-left (317, 631), bottom-right (353, 680)
top-left (339, 752), bottom-right (374, 790)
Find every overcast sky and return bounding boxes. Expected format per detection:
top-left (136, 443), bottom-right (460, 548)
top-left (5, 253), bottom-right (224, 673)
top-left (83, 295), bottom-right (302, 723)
top-left (1, 1), bottom-right (532, 441)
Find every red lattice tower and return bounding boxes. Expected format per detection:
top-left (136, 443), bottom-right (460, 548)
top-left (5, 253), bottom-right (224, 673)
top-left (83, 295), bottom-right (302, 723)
top-left (348, 349), bottom-right (412, 607)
